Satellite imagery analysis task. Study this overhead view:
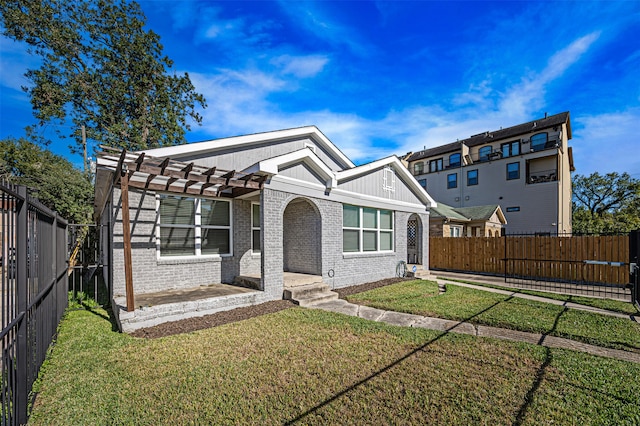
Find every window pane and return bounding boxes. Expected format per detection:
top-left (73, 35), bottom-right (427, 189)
top-left (479, 146), bottom-right (492, 161)
top-left (507, 162), bottom-right (520, 180)
top-left (202, 200), bottom-right (230, 226)
top-left (252, 229), bottom-right (261, 252)
top-left (531, 133), bottom-right (547, 151)
top-left (447, 173), bottom-right (457, 189)
top-left (380, 231), bottom-right (393, 251)
top-left (467, 169), bottom-right (478, 186)
top-left (512, 142), bottom-right (520, 156)
top-left (252, 204), bottom-right (260, 227)
top-left (343, 205), bottom-right (359, 228)
top-left (380, 210), bottom-right (393, 230)
top-left (363, 230), bottom-right (377, 251)
top-left (160, 196), bottom-right (195, 225)
top-left (201, 229), bottom-right (230, 255)
top-left (449, 153), bottom-right (461, 167)
top-left (160, 227), bottom-right (195, 256)
top-left (343, 230), bottom-right (359, 252)
top-left (363, 208), bottom-right (377, 229)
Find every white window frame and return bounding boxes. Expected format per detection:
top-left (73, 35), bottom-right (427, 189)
top-left (450, 225), bottom-right (462, 237)
top-left (251, 202), bottom-right (261, 254)
top-left (343, 205), bottom-right (394, 254)
top-left (383, 166), bottom-right (396, 193)
top-left (156, 194), bottom-right (233, 258)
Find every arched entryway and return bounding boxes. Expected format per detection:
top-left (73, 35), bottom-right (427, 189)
top-left (282, 198), bottom-right (322, 275)
top-left (407, 214), bottom-right (423, 264)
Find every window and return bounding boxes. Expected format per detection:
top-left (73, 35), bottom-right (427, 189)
top-left (449, 153), bottom-right (461, 168)
top-left (343, 205), bottom-right (394, 253)
top-left (447, 173), bottom-right (457, 189)
top-left (467, 169), bottom-right (478, 186)
top-left (251, 203), bottom-right (260, 253)
top-left (501, 141), bottom-right (520, 158)
top-left (418, 179), bottom-right (427, 189)
top-left (507, 162), bottom-right (520, 180)
top-left (429, 158), bottom-right (443, 173)
top-left (479, 146), bottom-right (492, 161)
top-left (530, 133), bottom-right (548, 152)
top-left (383, 166), bottom-right (395, 193)
top-left (158, 195), bottom-right (231, 257)
top-left (506, 206), bottom-right (520, 212)
top-left (450, 226), bottom-right (462, 237)
top-left (413, 162), bottom-right (424, 175)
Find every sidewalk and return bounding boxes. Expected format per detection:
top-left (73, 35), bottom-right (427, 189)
top-left (309, 296), bottom-right (640, 364)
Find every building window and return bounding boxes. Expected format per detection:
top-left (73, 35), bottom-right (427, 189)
top-left (251, 203), bottom-right (260, 253)
top-left (343, 205), bottom-right (394, 253)
top-left (467, 169), bottom-right (478, 186)
top-left (479, 146), bottom-right (492, 161)
top-left (158, 195), bottom-right (231, 257)
top-left (418, 179), bottom-right (427, 189)
top-left (449, 153), bottom-right (461, 168)
top-left (507, 162), bottom-right (520, 180)
top-left (413, 162), bottom-right (424, 175)
top-left (501, 141), bottom-right (520, 158)
top-left (450, 225), bottom-right (462, 237)
top-left (506, 206), bottom-right (520, 212)
top-left (429, 158), bottom-right (443, 173)
top-left (530, 133), bottom-right (548, 152)
top-left (447, 173), bottom-right (457, 189)
top-left (383, 166), bottom-right (396, 193)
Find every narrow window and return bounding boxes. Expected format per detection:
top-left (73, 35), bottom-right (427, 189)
top-left (507, 162), bottom-right (520, 180)
top-left (447, 173), bottom-right (458, 189)
top-left (251, 203), bottom-right (261, 253)
top-left (467, 169), bottom-right (478, 186)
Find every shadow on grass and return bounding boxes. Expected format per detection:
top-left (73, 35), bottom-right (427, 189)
top-left (285, 296), bottom-right (515, 425)
top-left (512, 306), bottom-right (567, 426)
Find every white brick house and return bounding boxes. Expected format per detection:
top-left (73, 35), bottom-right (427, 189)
top-left (94, 126), bottom-right (436, 331)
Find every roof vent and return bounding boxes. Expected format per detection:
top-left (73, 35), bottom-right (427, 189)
top-left (544, 112), bottom-right (548, 119)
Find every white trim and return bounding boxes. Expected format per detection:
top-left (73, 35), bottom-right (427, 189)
top-left (140, 126), bottom-right (355, 169)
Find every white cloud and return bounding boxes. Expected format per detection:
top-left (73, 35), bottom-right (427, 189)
top-left (271, 54), bottom-right (329, 78)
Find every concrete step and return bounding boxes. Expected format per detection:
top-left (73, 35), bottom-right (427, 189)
top-left (233, 275), bottom-right (261, 290)
top-left (405, 265), bottom-right (431, 279)
top-left (283, 282), bottom-right (339, 307)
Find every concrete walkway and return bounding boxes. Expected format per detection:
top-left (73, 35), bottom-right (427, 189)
top-left (309, 297), bottom-right (640, 364)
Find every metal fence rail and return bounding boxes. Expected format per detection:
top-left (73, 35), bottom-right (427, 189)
top-left (1, 182), bottom-right (68, 425)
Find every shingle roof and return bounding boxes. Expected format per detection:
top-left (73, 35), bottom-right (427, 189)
top-left (430, 202), bottom-right (504, 223)
top-left (408, 111), bottom-right (571, 162)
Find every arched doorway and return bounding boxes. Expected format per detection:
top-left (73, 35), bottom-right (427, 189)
top-left (407, 214), bottom-right (423, 264)
top-left (282, 198), bottom-right (322, 275)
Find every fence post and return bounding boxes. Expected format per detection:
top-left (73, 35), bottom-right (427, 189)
top-left (631, 230), bottom-right (639, 308)
top-left (15, 185), bottom-right (28, 425)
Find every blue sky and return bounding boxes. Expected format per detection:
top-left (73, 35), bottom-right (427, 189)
top-left (1, 0), bottom-right (639, 177)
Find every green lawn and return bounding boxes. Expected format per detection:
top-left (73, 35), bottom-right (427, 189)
top-left (346, 280), bottom-right (640, 353)
top-left (437, 277), bottom-right (638, 315)
top-left (30, 299), bottom-right (640, 425)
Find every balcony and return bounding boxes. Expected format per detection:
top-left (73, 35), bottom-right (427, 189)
top-left (527, 168), bottom-right (558, 184)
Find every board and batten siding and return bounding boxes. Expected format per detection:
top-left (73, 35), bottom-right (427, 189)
top-left (338, 166), bottom-right (425, 205)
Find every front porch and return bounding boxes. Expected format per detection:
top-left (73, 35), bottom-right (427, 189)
top-left (113, 273), bottom-right (326, 332)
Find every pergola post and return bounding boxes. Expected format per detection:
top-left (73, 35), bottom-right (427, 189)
top-left (120, 167), bottom-right (135, 312)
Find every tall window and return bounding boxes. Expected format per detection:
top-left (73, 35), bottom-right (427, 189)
top-left (501, 141), bottom-right (520, 158)
top-left (467, 169), bottom-right (478, 186)
top-left (530, 133), bottom-right (548, 152)
top-left (479, 146), bottom-right (492, 161)
top-left (429, 158), bottom-right (443, 173)
top-left (449, 153), bottom-right (461, 168)
top-left (507, 162), bottom-right (520, 180)
top-left (413, 162), bottom-right (424, 175)
top-left (343, 205), bottom-right (394, 253)
top-left (158, 195), bottom-right (231, 256)
top-left (251, 203), bottom-right (260, 253)
top-left (447, 173), bottom-right (457, 189)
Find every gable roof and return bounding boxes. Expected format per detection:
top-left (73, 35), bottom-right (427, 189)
top-left (408, 111), bottom-right (571, 162)
top-left (431, 202), bottom-right (506, 223)
top-left (141, 126), bottom-right (355, 170)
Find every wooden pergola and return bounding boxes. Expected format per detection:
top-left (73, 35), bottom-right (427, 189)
top-left (95, 147), bottom-right (268, 312)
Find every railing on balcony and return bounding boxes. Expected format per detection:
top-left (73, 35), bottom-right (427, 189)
top-left (412, 138), bottom-right (561, 175)
top-left (527, 169), bottom-right (558, 184)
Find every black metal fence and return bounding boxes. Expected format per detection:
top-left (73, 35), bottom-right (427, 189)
top-left (631, 230), bottom-right (639, 309)
top-left (1, 182), bottom-right (68, 425)
top-left (68, 224), bottom-right (108, 307)
top-left (504, 232), bottom-right (631, 301)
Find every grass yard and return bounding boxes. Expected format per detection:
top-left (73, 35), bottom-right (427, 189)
top-left (347, 280), bottom-right (640, 353)
top-left (29, 298), bottom-right (640, 425)
top-left (437, 277), bottom-right (638, 315)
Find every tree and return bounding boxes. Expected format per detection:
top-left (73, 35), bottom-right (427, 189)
top-left (0, 0), bottom-right (206, 155)
top-left (0, 137), bottom-right (93, 223)
top-left (572, 172), bottom-right (640, 234)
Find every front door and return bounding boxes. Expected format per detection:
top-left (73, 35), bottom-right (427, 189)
top-left (407, 218), bottom-right (420, 264)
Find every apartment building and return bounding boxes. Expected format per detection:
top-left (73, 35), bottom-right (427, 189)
top-left (407, 112), bottom-right (574, 234)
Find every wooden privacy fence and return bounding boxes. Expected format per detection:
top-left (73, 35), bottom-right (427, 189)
top-left (430, 234), bottom-right (630, 287)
